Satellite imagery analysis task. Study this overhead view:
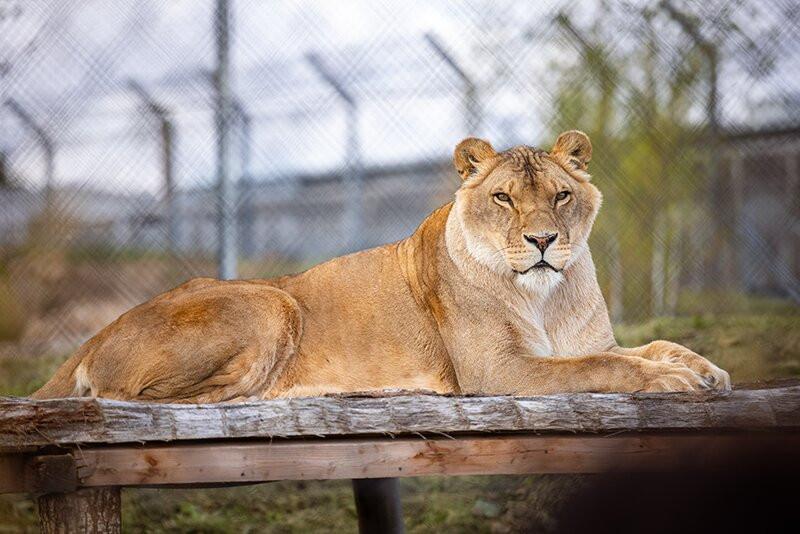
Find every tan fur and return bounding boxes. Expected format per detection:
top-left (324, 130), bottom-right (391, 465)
top-left (32, 131), bottom-right (730, 402)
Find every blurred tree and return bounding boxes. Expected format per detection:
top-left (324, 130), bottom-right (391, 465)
top-left (552, 9), bottom-right (625, 323)
top-left (549, 0), bottom-right (780, 321)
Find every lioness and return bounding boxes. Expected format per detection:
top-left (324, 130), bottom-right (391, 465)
top-left (33, 131), bottom-right (730, 402)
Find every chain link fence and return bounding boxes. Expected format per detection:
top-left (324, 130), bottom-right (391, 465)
top-left (1, 1), bottom-right (800, 531)
top-left (0, 0), bottom-right (799, 358)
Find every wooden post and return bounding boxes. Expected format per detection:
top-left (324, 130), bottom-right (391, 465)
top-left (352, 478), bottom-right (404, 534)
top-left (38, 487), bottom-right (121, 534)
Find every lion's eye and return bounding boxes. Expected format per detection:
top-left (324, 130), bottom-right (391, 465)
top-left (494, 192), bottom-right (513, 205)
top-left (555, 191), bottom-right (570, 202)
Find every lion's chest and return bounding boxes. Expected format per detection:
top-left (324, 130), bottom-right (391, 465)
top-left (515, 306), bottom-right (594, 358)
top-left (517, 310), bottom-right (554, 358)
top-left (539, 312), bottom-right (609, 358)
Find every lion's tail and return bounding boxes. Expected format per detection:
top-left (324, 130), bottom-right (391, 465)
top-left (30, 347), bottom-right (89, 399)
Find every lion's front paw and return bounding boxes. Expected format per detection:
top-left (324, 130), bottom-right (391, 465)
top-left (638, 360), bottom-right (710, 392)
top-left (695, 361), bottom-right (731, 391)
top-left (647, 342), bottom-right (731, 391)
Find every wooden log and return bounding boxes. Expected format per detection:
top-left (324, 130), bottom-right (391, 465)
top-left (1, 386), bottom-right (798, 448)
top-left (38, 487), bottom-right (121, 534)
top-left (352, 478), bottom-right (405, 534)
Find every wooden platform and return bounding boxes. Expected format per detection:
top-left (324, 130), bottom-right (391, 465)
top-left (1, 385), bottom-right (799, 532)
top-left (2, 384), bottom-right (799, 493)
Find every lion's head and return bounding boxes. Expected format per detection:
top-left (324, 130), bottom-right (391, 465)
top-left (451, 130), bottom-right (602, 288)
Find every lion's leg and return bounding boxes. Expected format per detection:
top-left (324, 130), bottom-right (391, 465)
top-left (78, 284), bottom-right (303, 403)
top-left (610, 341), bottom-right (730, 390)
top-left (137, 343), bottom-right (291, 404)
top-left (455, 352), bottom-right (716, 395)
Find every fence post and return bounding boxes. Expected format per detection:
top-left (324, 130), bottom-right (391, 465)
top-left (306, 52), bottom-right (365, 253)
top-left (651, 211), bottom-right (666, 317)
top-left (232, 98), bottom-right (255, 258)
top-left (127, 79), bottom-right (179, 252)
top-left (0, 150), bottom-right (8, 187)
top-left (424, 33), bottom-right (481, 135)
top-left (213, 0), bottom-right (237, 280)
top-left (38, 487), bottom-right (121, 534)
top-left (784, 148), bottom-right (800, 295)
top-left (352, 478), bottom-right (405, 534)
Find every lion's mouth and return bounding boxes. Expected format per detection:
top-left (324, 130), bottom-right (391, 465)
top-left (513, 260), bottom-right (559, 274)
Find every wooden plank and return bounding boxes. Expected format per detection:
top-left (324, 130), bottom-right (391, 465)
top-left (1, 386), bottom-right (798, 447)
top-left (32, 433), bottom-right (800, 489)
top-left (38, 487), bottom-right (121, 534)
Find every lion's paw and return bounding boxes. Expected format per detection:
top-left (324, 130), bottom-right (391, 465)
top-left (647, 342), bottom-right (731, 391)
top-left (639, 360), bottom-right (710, 392)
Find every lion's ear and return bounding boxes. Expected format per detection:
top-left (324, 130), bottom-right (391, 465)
top-left (453, 138), bottom-right (497, 180)
top-left (551, 130), bottom-right (592, 172)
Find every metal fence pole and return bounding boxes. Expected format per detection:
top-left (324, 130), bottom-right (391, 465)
top-left (424, 33), bottom-right (481, 135)
top-left (127, 80), bottom-right (178, 252)
top-left (232, 98), bottom-right (254, 257)
top-left (3, 98), bottom-right (55, 207)
top-left (232, 100), bottom-right (252, 182)
top-left (214, 0), bottom-right (237, 279)
top-left (306, 52), bottom-right (365, 252)
top-left (0, 150), bottom-right (8, 188)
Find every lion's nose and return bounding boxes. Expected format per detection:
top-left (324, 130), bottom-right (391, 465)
top-left (524, 232), bottom-right (558, 253)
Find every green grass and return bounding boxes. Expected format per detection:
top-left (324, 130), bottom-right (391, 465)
top-left (614, 313), bottom-right (800, 384)
top-left (0, 352), bottom-right (68, 397)
top-left (122, 481), bottom-right (358, 534)
top-left (0, 475), bottom-right (581, 534)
